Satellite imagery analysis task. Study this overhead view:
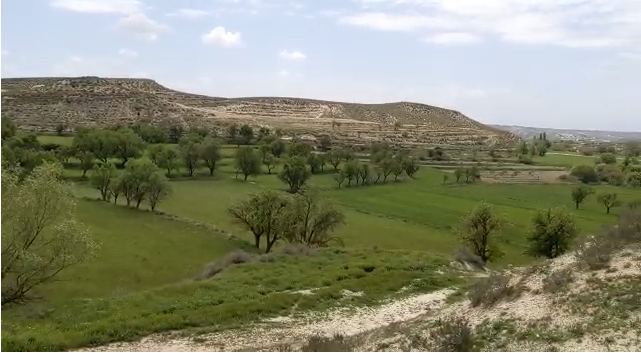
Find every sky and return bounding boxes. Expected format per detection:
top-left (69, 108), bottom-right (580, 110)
top-left (1, 0), bottom-right (641, 131)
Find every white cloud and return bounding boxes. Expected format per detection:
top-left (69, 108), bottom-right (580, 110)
top-left (202, 27), bottom-right (243, 48)
top-left (115, 13), bottom-right (170, 40)
top-left (118, 48), bottom-right (138, 58)
top-left (423, 32), bottom-right (481, 44)
top-left (166, 8), bottom-right (210, 19)
top-left (279, 50), bottom-right (306, 61)
top-left (50, 0), bottom-right (142, 14)
top-left (339, 0), bottom-right (641, 48)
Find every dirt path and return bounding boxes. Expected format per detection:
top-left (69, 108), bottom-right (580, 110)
top-left (79, 289), bottom-right (454, 352)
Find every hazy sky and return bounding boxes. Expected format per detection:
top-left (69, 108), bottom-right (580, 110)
top-left (2, 0), bottom-right (640, 131)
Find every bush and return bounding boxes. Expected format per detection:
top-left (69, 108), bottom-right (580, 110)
top-left (526, 207), bottom-right (577, 259)
top-left (429, 317), bottom-right (476, 352)
top-left (195, 250), bottom-right (253, 280)
top-left (468, 273), bottom-right (521, 308)
top-left (452, 247), bottom-right (486, 271)
top-left (570, 164), bottom-right (599, 183)
top-left (279, 243), bottom-right (316, 256)
top-left (518, 154), bottom-right (534, 165)
top-left (542, 268), bottom-right (574, 293)
top-left (576, 235), bottom-right (615, 270)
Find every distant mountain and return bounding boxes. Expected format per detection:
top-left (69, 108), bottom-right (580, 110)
top-left (491, 125), bottom-right (641, 143)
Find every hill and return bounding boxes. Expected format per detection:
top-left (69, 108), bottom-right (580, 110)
top-left (1, 76), bottom-right (518, 147)
top-left (492, 124), bottom-right (641, 143)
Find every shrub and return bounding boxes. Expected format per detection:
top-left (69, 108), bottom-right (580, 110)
top-left (570, 165), bottom-right (598, 183)
top-left (468, 273), bottom-right (521, 308)
top-left (526, 207), bottom-right (578, 259)
top-left (429, 317), bottom-right (476, 352)
top-left (279, 243), bottom-right (316, 256)
top-left (195, 250), bottom-right (253, 280)
top-left (542, 268), bottom-right (574, 293)
top-left (576, 235), bottom-right (615, 270)
top-left (452, 247), bottom-right (486, 271)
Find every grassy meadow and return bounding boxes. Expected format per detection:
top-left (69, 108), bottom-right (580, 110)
top-left (3, 135), bottom-right (639, 351)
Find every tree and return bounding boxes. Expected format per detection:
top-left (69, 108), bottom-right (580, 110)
top-left (570, 165), bottom-right (599, 184)
top-left (78, 151), bottom-right (94, 178)
top-left (391, 158), bottom-right (404, 181)
top-left (90, 161), bottom-right (117, 201)
top-left (571, 185), bottom-right (594, 210)
top-left (334, 170), bottom-right (346, 188)
top-left (228, 190), bottom-right (290, 253)
top-left (263, 153), bottom-right (279, 174)
top-left (598, 153), bottom-right (617, 165)
top-left (526, 207), bottom-right (578, 259)
top-left (239, 124), bottom-right (254, 145)
top-left (1, 162), bottom-right (96, 306)
top-left (307, 153), bottom-right (323, 174)
top-left (457, 202), bottom-right (505, 263)
top-left (120, 158), bottom-right (158, 208)
top-left (402, 157), bottom-right (420, 178)
top-left (319, 135), bottom-right (332, 151)
top-left (443, 173), bottom-right (450, 185)
top-left (358, 163), bottom-right (371, 185)
top-left (147, 144), bottom-right (165, 165)
top-left (378, 158), bottom-right (394, 182)
top-left (168, 125), bottom-right (184, 144)
top-left (1, 117), bottom-right (17, 141)
top-left (328, 150), bottom-right (343, 171)
top-left (156, 147), bottom-right (180, 177)
top-left (227, 123), bottom-right (239, 142)
top-left (147, 172), bottom-right (172, 211)
top-left (73, 129), bottom-right (117, 163)
top-left (179, 137), bottom-right (200, 177)
top-left (282, 190), bottom-right (345, 246)
top-left (289, 141), bottom-right (312, 157)
top-left (343, 160), bottom-right (360, 186)
top-left (113, 128), bottom-right (145, 167)
top-left (270, 139), bottom-right (287, 158)
top-left (597, 193), bottom-right (620, 214)
top-left (199, 137), bottom-right (222, 176)
top-left (235, 146), bottom-right (262, 181)
top-left (279, 156), bottom-right (312, 193)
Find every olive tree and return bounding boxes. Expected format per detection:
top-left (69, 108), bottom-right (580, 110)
top-left (1, 162), bottom-right (97, 306)
top-left (457, 201), bottom-right (505, 263)
top-left (199, 137), bottom-right (222, 176)
top-left (147, 172), bottom-right (172, 211)
top-left (526, 207), bottom-right (578, 259)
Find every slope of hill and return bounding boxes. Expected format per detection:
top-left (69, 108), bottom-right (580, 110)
top-left (492, 124), bottom-right (641, 143)
top-left (1, 76), bottom-right (518, 146)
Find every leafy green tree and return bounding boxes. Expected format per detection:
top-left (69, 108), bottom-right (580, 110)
top-left (120, 158), bottom-right (159, 208)
top-left (391, 158), bottom-right (404, 181)
top-left (227, 123), bottom-right (239, 142)
top-left (307, 153), bottom-right (323, 174)
top-left (328, 150), bottom-right (343, 171)
top-left (1, 117), bottom-right (17, 141)
top-left (571, 185), bottom-right (594, 209)
top-left (179, 137), bottom-right (200, 177)
top-left (402, 157), bottom-right (420, 178)
top-left (319, 135), bottom-right (332, 151)
top-left (156, 147), bottom-right (180, 177)
top-left (235, 147), bottom-right (262, 181)
top-left (343, 160), bottom-right (360, 186)
top-left (73, 129), bottom-right (117, 163)
top-left (289, 141), bottom-right (312, 157)
top-left (270, 138), bottom-right (287, 158)
top-left (198, 137), bottom-right (222, 176)
top-left (526, 207), bottom-right (577, 259)
top-left (147, 172), bottom-right (172, 211)
top-left (334, 170), bottom-right (347, 188)
top-left (1, 162), bottom-right (96, 306)
top-left (228, 190), bottom-right (290, 253)
top-left (279, 156), bottom-right (312, 193)
top-left (378, 158), bottom-right (395, 182)
top-left (78, 151), bottom-right (95, 178)
top-left (570, 165), bottom-right (599, 183)
top-left (457, 202), bottom-right (505, 263)
top-left (597, 193), bottom-right (621, 214)
top-left (90, 161), bottom-right (117, 201)
top-left (147, 144), bottom-right (165, 165)
top-left (358, 163), bottom-right (371, 185)
top-left (263, 153), bottom-right (279, 174)
top-left (239, 124), bottom-right (254, 145)
top-left (168, 125), bottom-right (184, 144)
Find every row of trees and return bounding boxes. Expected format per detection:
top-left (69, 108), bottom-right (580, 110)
top-left (570, 162), bottom-right (641, 187)
top-left (570, 186), bottom-right (624, 214)
top-left (90, 159), bottom-right (172, 211)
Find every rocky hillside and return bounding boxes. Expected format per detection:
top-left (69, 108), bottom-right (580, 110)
top-left (1, 76), bottom-right (518, 147)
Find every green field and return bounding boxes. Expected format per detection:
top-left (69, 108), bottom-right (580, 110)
top-left (4, 135), bottom-right (641, 351)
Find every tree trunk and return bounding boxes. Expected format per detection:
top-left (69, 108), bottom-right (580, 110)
top-left (254, 235), bottom-right (261, 249)
top-left (606, 207), bottom-right (610, 214)
top-left (209, 168), bottom-right (214, 176)
top-left (575, 202), bottom-right (579, 210)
